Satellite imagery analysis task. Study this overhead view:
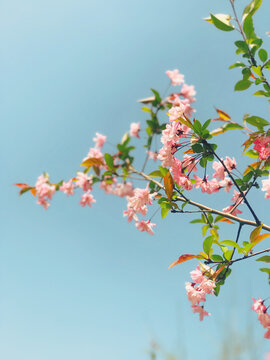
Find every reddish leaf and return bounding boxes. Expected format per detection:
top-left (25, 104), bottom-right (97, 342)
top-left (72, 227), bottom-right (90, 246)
top-left (81, 157), bottom-right (104, 168)
top-left (212, 265), bottom-right (226, 281)
top-left (164, 172), bottom-right (174, 200)
top-left (15, 183), bottom-right (29, 188)
top-left (215, 108), bottom-right (231, 121)
top-left (215, 217), bottom-right (234, 224)
top-left (168, 254), bottom-right (197, 269)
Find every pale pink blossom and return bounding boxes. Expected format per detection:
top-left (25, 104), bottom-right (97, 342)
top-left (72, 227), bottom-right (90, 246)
top-left (123, 207), bottom-right (139, 223)
top-left (193, 174), bottom-right (214, 194)
top-left (220, 178), bottom-right (233, 193)
top-left (136, 219), bottom-right (156, 235)
top-left (209, 178), bottom-right (222, 193)
top-left (252, 297), bottom-right (266, 312)
top-left (99, 180), bottom-right (114, 194)
top-left (180, 98), bottom-right (196, 117)
top-left (60, 180), bottom-right (74, 196)
top-left (93, 132), bottom-right (106, 149)
top-left (191, 305), bottom-right (211, 321)
top-left (171, 158), bottom-right (193, 190)
top-left (157, 144), bottom-right (175, 167)
top-left (130, 122), bottom-right (140, 138)
top-left (80, 191), bottom-right (96, 207)
top-left (165, 69), bottom-right (184, 86)
top-left (199, 278), bottom-right (216, 295)
top-left (190, 266), bottom-right (204, 284)
top-left (127, 184), bottom-right (157, 214)
top-left (258, 312), bottom-right (270, 328)
top-left (182, 155), bottom-right (197, 173)
top-left (212, 161), bottom-right (225, 180)
top-left (147, 151), bottom-right (159, 161)
top-left (262, 175), bottom-right (270, 199)
top-left (35, 174), bottom-right (56, 210)
top-left (76, 172), bottom-right (93, 192)
top-left (264, 329), bottom-right (270, 339)
top-left (161, 122), bottom-right (181, 145)
top-left (185, 282), bottom-right (206, 305)
top-left (231, 190), bottom-right (244, 204)
top-left (224, 156), bottom-right (237, 172)
top-left (180, 84), bottom-right (196, 103)
top-left (222, 205), bottom-right (242, 216)
top-left (113, 182), bottom-right (134, 197)
top-left (168, 104), bottom-right (185, 122)
top-left (85, 147), bottom-right (104, 161)
top-left (253, 136), bottom-right (270, 160)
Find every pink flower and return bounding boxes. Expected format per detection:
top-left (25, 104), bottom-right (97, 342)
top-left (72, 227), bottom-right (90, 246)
top-left (171, 158), bottom-right (193, 190)
top-left (192, 305), bottom-right (211, 321)
top-left (222, 205), bottom-right (242, 216)
top-left (80, 191), bottom-right (96, 207)
top-left (258, 312), bottom-right (270, 328)
top-left (180, 83), bottom-right (196, 103)
top-left (113, 182), bottom-right (134, 197)
top-left (161, 122), bottom-right (181, 145)
top-left (252, 297), bottom-right (266, 312)
top-left (182, 155), bottom-right (197, 173)
top-left (76, 172), bottom-right (93, 192)
top-left (185, 282), bottom-right (206, 305)
top-left (130, 122), bottom-right (140, 138)
top-left (231, 190), bottom-right (245, 204)
top-left (85, 147), bottom-right (104, 161)
top-left (60, 180), bottom-right (74, 196)
top-left (166, 69), bottom-right (184, 86)
top-left (136, 220), bottom-right (156, 235)
top-left (199, 278), bottom-right (216, 295)
top-left (193, 174), bottom-right (214, 194)
top-left (190, 266), bottom-right (204, 284)
top-left (123, 206), bottom-right (139, 223)
top-left (127, 184), bottom-right (157, 214)
top-left (93, 132), bottom-right (106, 149)
top-left (35, 174), bottom-right (56, 210)
top-left (264, 329), bottom-right (270, 339)
top-left (220, 178), bottom-right (233, 193)
top-left (99, 180), bottom-right (114, 194)
top-left (224, 156), bottom-right (236, 172)
top-left (157, 144), bottom-right (175, 167)
top-left (262, 175), bottom-right (270, 199)
top-left (168, 104), bottom-right (185, 122)
top-left (253, 136), bottom-right (270, 160)
top-left (147, 151), bottom-right (159, 161)
top-left (212, 161), bottom-right (225, 180)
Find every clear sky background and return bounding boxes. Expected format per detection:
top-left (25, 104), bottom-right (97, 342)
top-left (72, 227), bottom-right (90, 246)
top-left (2, 0), bottom-right (270, 359)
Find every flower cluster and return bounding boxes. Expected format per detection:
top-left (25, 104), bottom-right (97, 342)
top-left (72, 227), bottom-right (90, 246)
top-left (185, 265), bottom-right (215, 321)
top-left (35, 174), bottom-right (56, 210)
top-left (251, 297), bottom-right (270, 339)
top-left (123, 184), bottom-right (157, 235)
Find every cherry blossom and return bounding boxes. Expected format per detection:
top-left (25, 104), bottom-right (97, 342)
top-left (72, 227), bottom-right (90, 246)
top-left (191, 305), bottom-right (211, 321)
top-left (130, 122), bottom-right (140, 138)
top-left (60, 180), bottom-right (74, 196)
top-left (165, 69), bottom-right (184, 86)
top-left (253, 136), bottom-right (270, 160)
top-left (93, 132), bottom-right (106, 149)
top-left (80, 191), bottom-right (96, 207)
top-left (76, 172), bottom-right (93, 192)
top-left (262, 175), bottom-right (270, 199)
top-left (136, 219), bottom-right (156, 235)
top-left (212, 161), bottom-right (225, 180)
top-left (222, 205), bottom-right (242, 216)
top-left (180, 83), bottom-right (196, 103)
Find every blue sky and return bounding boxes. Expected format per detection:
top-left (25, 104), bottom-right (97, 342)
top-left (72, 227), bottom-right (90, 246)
top-left (2, 0), bottom-right (270, 359)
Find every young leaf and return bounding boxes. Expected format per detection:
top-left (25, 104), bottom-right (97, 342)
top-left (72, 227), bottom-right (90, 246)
top-left (258, 49), bottom-right (268, 63)
top-left (81, 157), bottom-right (104, 168)
top-left (104, 153), bottom-right (115, 170)
top-left (210, 13), bottom-right (234, 32)
top-left (148, 170), bottom-right (162, 177)
top-left (168, 254), bottom-right (197, 269)
top-left (203, 236), bottom-right (213, 255)
top-left (242, 0), bottom-right (263, 22)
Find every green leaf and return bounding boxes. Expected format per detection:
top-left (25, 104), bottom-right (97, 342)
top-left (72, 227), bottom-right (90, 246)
top-left (200, 157), bottom-right (207, 168)
top-left (229, 62), bottom-right (246, 69)
top-left (256, 255), bottom-right (270, 263)
top-left (104, 153), bottom-right (114, 170)
top-left (192, 143), bottom-right (203, 153)
top-left (202, 224), bottom-right (209, 237)
top-left (244, 150), bottom-right (259, 158)
top-left (211, 254), bottom-right (224, 262)
top-left (141, 106), bottom-right (151, 113)
top-left (203, 236), bottom-right (213, 255)
top-left (190, 218), bottom-right (204, 224)
top-left (224, 249), bottom-right (234, 261)
top-left (220, 240), bottom-right (242, 252)
top-left (251, 65), bottom-right (262, 77)
top-left (210, 13), bottom-right (234, 32)
top-left (234, 80), bottom-right (252, 91)
top-left (161, 207), bottom-right (170, 219)
top-left (253, 90), bottom-right (270, 97)
top-left (148, 170), bottom-right (162, 177)
top-left (242, 0), bottom-right (263, 22)
top-left (243, 14), bottom-right (255, 41)
top-left (258, 49), bottom-right (268, 63)
top-left (235, 40), bottom-right (249, 53)
top-left (151, 89), bottom-right (162, 105)
top-left (158, 166), bottom-right (169, 177)
top-left (245, 116), bottom-right (270, 129)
